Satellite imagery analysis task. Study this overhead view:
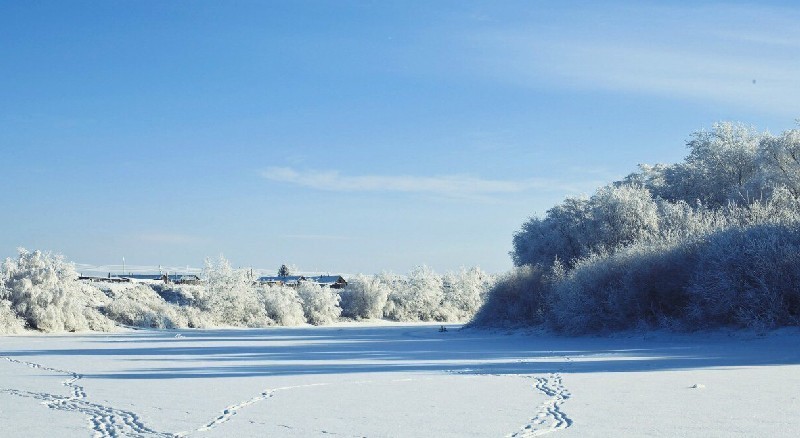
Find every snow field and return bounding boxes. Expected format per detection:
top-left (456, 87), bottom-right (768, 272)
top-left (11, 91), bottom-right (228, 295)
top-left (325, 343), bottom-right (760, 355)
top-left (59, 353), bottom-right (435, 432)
top-left (2, 324), bottom-right (800, 437)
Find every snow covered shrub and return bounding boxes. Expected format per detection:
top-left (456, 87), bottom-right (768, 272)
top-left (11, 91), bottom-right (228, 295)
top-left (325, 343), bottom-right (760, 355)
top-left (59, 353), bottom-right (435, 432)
top-left (257, 285), bottom-right (306, 326)
top-left (0, 299), bottom-right (25, 334)
top-left (736, 186), bottom-right (800, 227)
top-left (551, 240), bottom-right (697, 334)
top-left (297, 282), bottom-right (341, 325)
top-left (339, 274), bottom-right (389, 320)
top-left (196, 256), bottom-right (269, 327)
top-left (180, 305), bottom-right (216, 328)
top-left (0, 249), bottom-right (112, 332)
top-left (441, 267), bottom-right (495, 321)
top-left (103, 284), bottom-right (189, 329)
top-left (485, 122), bottom-right (800, 333)
top-left (469, 265), bottom-right (554, 328)
top-left (150, 283), bottom-right (200, 307)
top-left (383, 266), bottom-right (445, 321)
top-left (655, 199), bottom-right (727, 243)
top-left (687, 224), bottom-right (800, 330)
top-left (483, 195), bottom-right (800, 333)
top-left (341, 267), bottom-right (492, 322)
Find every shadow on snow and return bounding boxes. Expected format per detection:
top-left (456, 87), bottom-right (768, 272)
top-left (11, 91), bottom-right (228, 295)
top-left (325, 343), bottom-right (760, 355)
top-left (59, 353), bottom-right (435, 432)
top-left (5, 325), bottom-right (800, 380)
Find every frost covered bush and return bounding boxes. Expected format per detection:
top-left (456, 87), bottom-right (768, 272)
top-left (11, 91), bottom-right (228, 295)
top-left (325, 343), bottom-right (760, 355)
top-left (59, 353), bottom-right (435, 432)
top-left (383, 266), bottom-right (445, 321)
top-left (550, 241), bottom-right (697, 334)
top-left (0, 251), bottom-right (491, 331)
top-left (512, 185), bottom-right (659, 268)
top-left (341, 268), bottom-right (492, 322)
top-left (297, 282), bottom-right (341, 325)
top-left (351, 266), bottom-right (495, 322)
top-left (150, 283), bottom-right (199, 307)
top-left (146, 284), bottom-right (216, 327)
top-left (687, 225), bottom-right (800, 330)
top-left (491, 198), bottom-right (800, 334)
top-left (441, 267), bottom-right (495, 321)
top-left (103, 284), bottom-right (189, 329)
top-left (480, 121), bottom-right (800, 333)
top-left (511, 197), bottom-right (591, 268)
top-left (0, 249), bottom-right (113, 332)
top-left (258, 285), bottom-right (306, 326)
top-left (180, 305), bottom-right (216, 328)
top-left (195, 256), bottom-right (270, 327)
top-left (339, 274), bottom-right (390, 320)
top-left (590, 185), bottom-right (660, 250)
top-left (470, 265), bottom-right (554, 327)
top-left (0, 299), bottom-right (25, 334)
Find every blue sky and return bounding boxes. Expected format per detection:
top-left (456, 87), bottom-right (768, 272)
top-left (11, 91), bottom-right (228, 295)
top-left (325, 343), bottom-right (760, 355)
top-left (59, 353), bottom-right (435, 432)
top-left (2, 1), bottom-right (799, 274)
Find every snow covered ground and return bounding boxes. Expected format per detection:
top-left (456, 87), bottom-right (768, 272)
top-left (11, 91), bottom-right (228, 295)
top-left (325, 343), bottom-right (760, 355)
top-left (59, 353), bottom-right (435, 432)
top-left (2, 323), bottom-right (800, 437)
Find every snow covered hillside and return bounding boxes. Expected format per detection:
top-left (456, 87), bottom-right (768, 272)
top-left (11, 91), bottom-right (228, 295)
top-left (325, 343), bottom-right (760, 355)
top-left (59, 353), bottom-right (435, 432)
top-left (2, 323), bottom-right (799, 437)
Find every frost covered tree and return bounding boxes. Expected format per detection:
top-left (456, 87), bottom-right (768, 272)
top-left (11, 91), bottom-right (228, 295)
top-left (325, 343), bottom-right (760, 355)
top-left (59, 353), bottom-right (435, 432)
top-left (484, 121), bottom-right (800, 333)
top-left (511, 197), bottom-right (591, 267)
top-left (103, 284), bottom-right (190, 329)
top-left (588, 184), bottom-right (660, 250)
top-left (441, 267), bottom-right (495, 321)
top-left (0, 299), bottom-right (25, 334)
top-left (0, 249), bottom-right (112, 332)
top-left (340, 274), bottom-right (390, 320)
top-left (683, 122), bottom-right (762, 206)
top-left (512, 184), bottom-right (659, 268)
top-left (760, 127), bottom-right (800, 197)
top-left (198, 255), bottom-right (270, 327)
top-left (297, 282), bottom-right (341, 325)
top-left (628, 123), bottom-right (765, 206)
top-left (384, 266), bottom-right (445, 321)
top-left (257, 285), bottom-right (306, 326)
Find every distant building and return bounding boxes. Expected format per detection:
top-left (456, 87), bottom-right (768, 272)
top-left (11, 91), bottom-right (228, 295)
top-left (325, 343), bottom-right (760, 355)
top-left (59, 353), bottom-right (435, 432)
top-left (168, 274), bottom-right (202, 285)
top-left (307, 275), bottom-right (347, 289)
top-left (79, 273), bottom-right (202, 285)
top-left (257, 275), bottom-right (347, 288)
top-left (258, 275), bottom-right (306, 287)
top-left (118, 274), bottom-right (167, 282)
top-left (79, 275), bottom-right (129, 283)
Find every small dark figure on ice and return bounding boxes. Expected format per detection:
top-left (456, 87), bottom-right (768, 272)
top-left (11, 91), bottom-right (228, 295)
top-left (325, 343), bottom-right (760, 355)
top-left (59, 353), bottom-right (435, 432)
top-left (439, 325), bottom-right (447, 332)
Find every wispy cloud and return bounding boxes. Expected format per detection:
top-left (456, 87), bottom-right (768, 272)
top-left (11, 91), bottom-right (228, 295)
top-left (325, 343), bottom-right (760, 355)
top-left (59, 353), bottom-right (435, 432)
top-left (262, 167), bottom-right (598, 198)
top-left (462, 4), bottom-right (800, 116)
top-left (531, 41), bottom-right (798, 115)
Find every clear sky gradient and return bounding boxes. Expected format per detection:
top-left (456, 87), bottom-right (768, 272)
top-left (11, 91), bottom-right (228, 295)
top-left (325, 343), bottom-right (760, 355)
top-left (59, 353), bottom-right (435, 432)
top-left (2, 1), bottom-right (799, 274)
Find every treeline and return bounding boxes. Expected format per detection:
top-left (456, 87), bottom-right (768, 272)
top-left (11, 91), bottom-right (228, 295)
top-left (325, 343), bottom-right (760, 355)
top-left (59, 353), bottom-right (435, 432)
top-left (472, 122), bottom-right (800, 333)
top-left (0, 250), bottom-right (494, 334)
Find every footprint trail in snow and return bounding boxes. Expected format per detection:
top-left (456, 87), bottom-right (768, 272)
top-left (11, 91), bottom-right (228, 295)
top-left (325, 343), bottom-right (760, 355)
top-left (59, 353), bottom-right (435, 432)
top-left (3, 354), bottom-right (573, 437)
top-left (510, 373), bottom-right (572, 437)
top-left (447, 365), bottom-right (573, 437)
top-left (1, 356), bottom-right (170, 438)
